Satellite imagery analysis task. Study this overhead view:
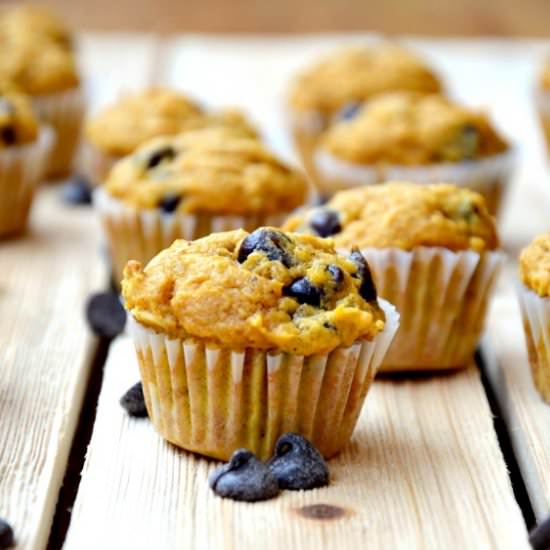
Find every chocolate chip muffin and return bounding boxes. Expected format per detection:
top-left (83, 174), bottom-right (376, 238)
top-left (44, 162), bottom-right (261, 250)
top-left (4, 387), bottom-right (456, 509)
top-left (314, 92), bottom-right (513, 216)
top-left (518, 233), bottom-right (550, 403)
top-left (286, 44), bottom-right (442, 179)
top-left (123, 228), bottom-right (399, 459)
top-left (284, 182), bottom-right (503, 370)
top-left (95, 127), bottom-right (309, 284)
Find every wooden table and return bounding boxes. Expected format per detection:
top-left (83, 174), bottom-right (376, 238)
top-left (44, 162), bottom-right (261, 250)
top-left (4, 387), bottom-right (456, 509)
top-left (2, 34), bottom-right (550, 550)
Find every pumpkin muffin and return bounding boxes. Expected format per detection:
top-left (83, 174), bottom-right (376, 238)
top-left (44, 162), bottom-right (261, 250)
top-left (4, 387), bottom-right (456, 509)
top-left (122, 228), bottom-right (399, 459)
top-left (83, 88), bottom-right (258, 185)
top-left (518, 233), bottom-right (550, 403)
top-left (286, 44), bottom-right (442, 179)
top-left (0, 6), bottom-right (83, 178)
top-left (95, 126), bottom-right (309, 284)
top-left (314, 92), bottom-right (514, 216)
top-left (0, 91), bottom-right (53, 236)
top-left (284, 182), bottom-right (504, 370)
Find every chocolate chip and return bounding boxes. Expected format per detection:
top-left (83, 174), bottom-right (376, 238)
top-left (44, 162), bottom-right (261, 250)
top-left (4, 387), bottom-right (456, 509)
top-left (61, 176), bottom-right (93, 206)
top-left (268, 433), bottom-right (329, 491)
top-left (237, 228), bottom-right (293, 267)
top-left (309, 209), bottom-right (341, 238)
top-left (349, 248), bottom-right (377, 302)
top-left (530, 515), bottom-right (550, 550)
top-left (146, 146), bottom-right (176, 169)
top-left (158, 194), bottom-right (181, 214)
top-left (338, 101), bottom-right (362, 121)
top-left (0, 518), bottom-right (14, 549)
top-left (0, 126), bottom-right (16, 146)
top-left (85, 292), bottom-right (127, 339)
top-left (327, 264), bottom-right (344, 287)
top-left (120, 381), bottom-right (148, 418)
top-left (209, 449), bottom-right (279, 502)
top-left (283, 277), bottom-right (322, 307)
top-left (459, 124), bottom-right (480, 159)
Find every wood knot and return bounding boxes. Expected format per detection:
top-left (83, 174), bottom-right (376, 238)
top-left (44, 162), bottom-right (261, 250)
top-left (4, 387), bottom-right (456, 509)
top-left (295, 503), bottom-right (348, 521)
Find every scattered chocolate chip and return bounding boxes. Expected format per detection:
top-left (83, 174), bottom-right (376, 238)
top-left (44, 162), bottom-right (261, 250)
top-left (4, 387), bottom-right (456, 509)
top-left (0, 126), bottom-right (15, 146)
top-left (530, 515), bottom-right (550, 550)
top-left (338, 101), bottom-right (362, 121)
top-left (61, 176), bottom-right (93, 206)
top-left (283, 277), bottom-right (322, 307)
top-left (268, 433), bottom-right (329, 491)
top-left (237, 228), bottom-right (293, 267)
top-left (296, 503), bottom-right (346, 520)
top-left (349, 248), bottom-right (377, 302)
top-left (146, 146), bottom-right (176, 169)
top-left (158, 194), bottom-right (181, 214)
top-left (327, 264), bottom-right (344, 287)
top-left (0, 518), bottom-right (14, 549)
top-left (309, 209), bottom-right (341, 238)
top-left (85, 292), bottom-right (126, 339)
top-left (209, 449), bottom-right (279, 502)
top-left (120, 381), bottom-right (148, 418)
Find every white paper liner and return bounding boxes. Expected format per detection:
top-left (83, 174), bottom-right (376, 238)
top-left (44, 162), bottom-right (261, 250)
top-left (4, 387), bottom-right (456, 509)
top-left (314, 148), bottom-right (516, 216)
top-left (79, 141), bottom-right (120, 187)
top-left (33, 86), bottom-right (85, 178)
top-left (0, 127), bottom-right (55, 237)
top-left (94, 187), bottom-right (299, 285)
top-left (126, 299), bottom-right (399, 460)
top-left (353, 247), bottom-right (505, 371)
top-left (517, 283), bottom-right (550, 403)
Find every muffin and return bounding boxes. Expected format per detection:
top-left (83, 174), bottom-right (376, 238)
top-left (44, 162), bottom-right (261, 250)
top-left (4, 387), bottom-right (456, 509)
top-left (518, 234), bottom-right (550, 403)
top-left (0, 6), bottom-right (83, 178)
top-left (284, 182), bottom-right (504, 371)
top-left (536, 59), bottom-right (550, 153)
top-left (122, 228), bottom-right (399, 459)
top-left (83, 88), bottom-right (258, 186)
top-left (0, 91), bottom-right (53, 237)
top-left (314, 92), bottom-right (514, 216)
top-left (286, 44), bottom-right (442, 179)
top-left (95, 126), bottom-right (309, 284)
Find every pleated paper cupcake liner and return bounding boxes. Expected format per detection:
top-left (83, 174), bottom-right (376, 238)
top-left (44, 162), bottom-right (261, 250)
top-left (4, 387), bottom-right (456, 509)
top-left (0, 127), bottom-right (55, 237)
top-left (314, 149), bottom-right (516, 217)
top-left (33, 86), bottom-right (85, 179)
top-left (79, 141), bottom-right (120, 187)
top-left (94, 188), bottom-right (298, 286)
top-left (355, 247), bottom-right (505, 371)
top-left (127, 299), bottom-right (399, 461)
top-left (517, 283), bottom-right (550, 403)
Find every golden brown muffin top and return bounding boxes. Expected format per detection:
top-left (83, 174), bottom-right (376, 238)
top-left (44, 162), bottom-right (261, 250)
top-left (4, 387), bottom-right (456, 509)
top-left (122, 228), bottom-right (385, 355)
top-left (85, 88), bottom-right (257, 156)
top-left (283, 182), bottom-right (499, 252)
top-left (0, 92), bottom-right (39, 147)
top-left (520, 234), bottom-right (550, 297)
top-left (320, 92), bottom-right (508, 165)
top-left (103, 127), bottom-right (307, 216)
top-left (288, 44), bottom-right (441, 116)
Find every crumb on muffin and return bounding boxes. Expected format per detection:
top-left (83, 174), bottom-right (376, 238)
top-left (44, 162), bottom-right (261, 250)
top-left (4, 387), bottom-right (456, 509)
top-left (520, 234), bottom-right (550, 297)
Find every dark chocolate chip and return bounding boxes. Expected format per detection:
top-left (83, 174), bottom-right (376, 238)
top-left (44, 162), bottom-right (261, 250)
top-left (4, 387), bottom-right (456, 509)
top-left (0, 518), bottom-right (14, 549)
top-left (61, 176), bottom-right (93, 206)
top-left (209, 449), bottom-right (279, 502)
top-left (0, 126), bottom-right (16, 146)
top-left (146, 146), bottom-right (176, 169)
top-left (327, 264), bottom-right (344, 287)
top-left (530, 515), bottom-right (550, 550)
top-left (283, 277), bottom-right (322, 307)
top-left (268, 433), bottom-right (329, 491)
top-left (158, 194), bottom-right (181, 214)
top-left (237, 228), bottom-right (293, 267)
top-left (338, 101), bottom-right (362, 121)
top-left (85, 292), bottom-right (127, 339)
top-left (309, 209), bottom-right (341, 238)
top-left (349, 247), bottom-right (377, 302)
top-left (120, 381), bottom-right (148, 418)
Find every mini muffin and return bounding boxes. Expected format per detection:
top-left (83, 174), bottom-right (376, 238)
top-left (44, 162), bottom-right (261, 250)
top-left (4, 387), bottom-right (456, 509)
top-left (0, 92), bottom-right (53, 236)
top-left (83, 88), bottom-right (258, 186)
top-left (122, 228), bottom-right (399, 459)
top-left (536, 59), bottom-right (550, 153)
top-left (284, 182), bottom-right (504, 371)
top-left (314, 92), bottom-right (513, 216)
top-left (286, 44), bottom-right (442, 178)
top-left (0, 6), bottom-right (83, 178)
top-left (95, 126), bottom-right (309, 284)
top-left (518, 234), bottom-right (550, 403)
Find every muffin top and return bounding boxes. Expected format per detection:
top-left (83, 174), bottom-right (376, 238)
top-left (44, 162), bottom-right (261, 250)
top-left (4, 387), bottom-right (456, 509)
top-left (122, 228), bottom-right (385, 355)
top-left (320, 92), bottom-right (508, 165)
top-left (85, 88), bottom-right (257, 156)
top-left (0, 92), bottom-right (39, 147)
top-left (283, 182), bottom-right (498, 252)
top-left (103, 127), bottom-right (307, 216)
top-left (288, 45), bottom-right (441, 116)
top-left (520, 234), bottom-right (550, 297)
